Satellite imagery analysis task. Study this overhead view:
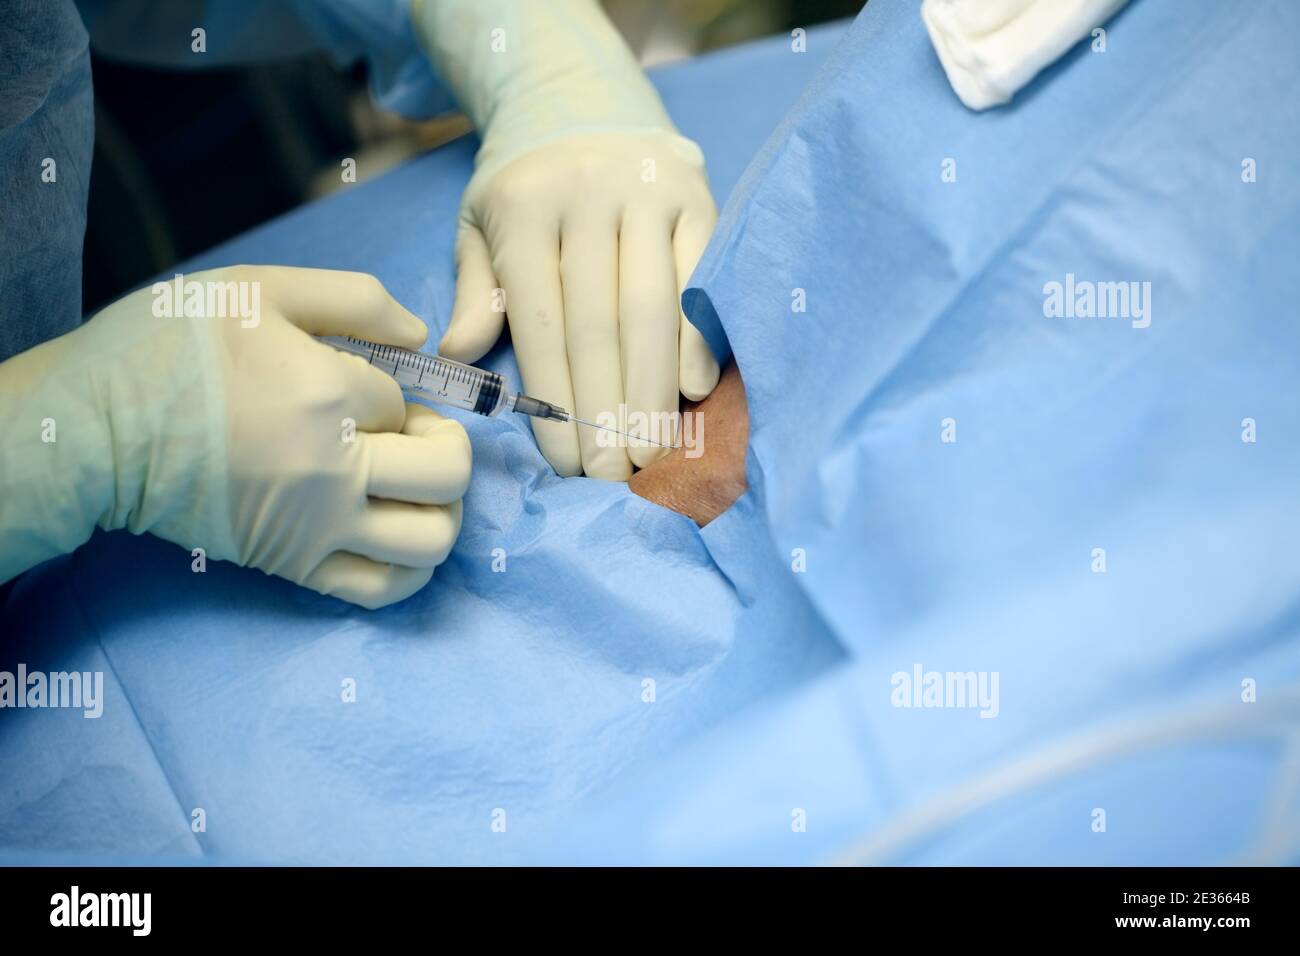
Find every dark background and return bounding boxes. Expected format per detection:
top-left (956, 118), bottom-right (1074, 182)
top-left (83, 0), bottom-right (862, 314)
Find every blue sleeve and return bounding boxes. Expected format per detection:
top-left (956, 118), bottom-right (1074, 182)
top-left (279, 0), bottom-right (457, 120)
top-left (74, 0), bottom-right (456, 120)
top-left (0, 0), bottom-right (93, 359)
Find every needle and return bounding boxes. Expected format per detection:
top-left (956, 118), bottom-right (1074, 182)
top-left (569, 416), bottom-right (680, 450)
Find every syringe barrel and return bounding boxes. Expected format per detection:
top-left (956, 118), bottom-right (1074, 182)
top-left (318, 335), bottom-right (509, 417)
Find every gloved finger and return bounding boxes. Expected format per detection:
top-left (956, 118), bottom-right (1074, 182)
top-left (619, 206), bottom-right (680, 468)
top-left (561, 212), bottom-right (632, 481)
top-left (364, 404), bottom-right (472, 504)
top-left (440, 221), bottom-right (506, 363)
top-left (347, 498), bottom-right (463, 569)
top-left (490, 225), bottom-right (582, 476)
top-left (327, 350), bottom-right (407, 434)
top-left (302, 552), bottom-right (435, 610)
top-left (672, 208), bottom-right (721, 402)
top-left (248, 266), bottom-right (427, 350)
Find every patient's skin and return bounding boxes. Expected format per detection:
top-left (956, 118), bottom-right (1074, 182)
top-left (629, 360), bottom-right (749, 526)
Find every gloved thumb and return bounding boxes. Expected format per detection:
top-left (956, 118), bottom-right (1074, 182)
top-left (439, 221), bottom-right (505, 363)
top-left (248, 266), bottom-right (428, 350)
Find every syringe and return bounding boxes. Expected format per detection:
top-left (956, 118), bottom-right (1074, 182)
top-left (319, 335), bottom-right (673, 447)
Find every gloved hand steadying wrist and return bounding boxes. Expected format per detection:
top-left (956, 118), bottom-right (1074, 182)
top-left (412, 0), bottom-right (720, 479)
top-left (0, 266), bottom-right (471, 609)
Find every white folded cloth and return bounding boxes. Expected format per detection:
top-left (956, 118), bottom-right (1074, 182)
top-left (921, 0), bottom-right (1131, 110)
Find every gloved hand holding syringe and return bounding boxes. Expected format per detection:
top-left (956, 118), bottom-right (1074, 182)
top-left (320, 336), bottom-right (675, 449)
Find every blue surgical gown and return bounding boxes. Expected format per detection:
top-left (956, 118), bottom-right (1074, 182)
top-left (0, 0), bottom-right (452, 363)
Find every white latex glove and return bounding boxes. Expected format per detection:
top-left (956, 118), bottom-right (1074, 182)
top-left (0, 266), bottom-right (471, 609)
top-left (412, 0), bottom-right (720, 479)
